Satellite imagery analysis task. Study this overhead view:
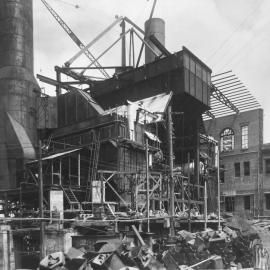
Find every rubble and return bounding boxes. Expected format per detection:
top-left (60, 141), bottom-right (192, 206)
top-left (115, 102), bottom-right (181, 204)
top-left (39, 221), bottom-right (269, 270)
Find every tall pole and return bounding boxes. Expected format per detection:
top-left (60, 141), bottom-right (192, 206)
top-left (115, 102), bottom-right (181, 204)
top-left (167, 106), bottom-right (175, 237)
top-left (146, 138), bottom-right (150, 233)
top-left (216, 145), bottom-right (221, 231)
top-left (39, 140), bottom-right (45, 259)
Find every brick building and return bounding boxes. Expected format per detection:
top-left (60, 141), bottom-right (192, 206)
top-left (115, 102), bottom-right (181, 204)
top-left (261, 143), bottom-right (270, 216)
top-left (204, 108), bottom-right (264, 217)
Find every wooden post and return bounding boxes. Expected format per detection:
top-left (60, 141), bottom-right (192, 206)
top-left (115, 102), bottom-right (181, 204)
top-left (39, 140), bottom-right (45, 259)
top-left (167, 106), bottom-right (175, 237)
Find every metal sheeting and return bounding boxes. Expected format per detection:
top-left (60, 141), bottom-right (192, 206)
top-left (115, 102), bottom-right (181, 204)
top-left (76, 89), bottom-right (104, 114)
top-left (42, 148), bottom-right (81, 160)
top-left (7, 113), bottom-right (36, 159)
top-left (145, 131), bottom-right (161, 143)
top-left (203, 71), bottom-right (261, 120)
top-left (28, 148), bottom-right (81, 163)
top-left (103, 92), bottom-right (172, 124)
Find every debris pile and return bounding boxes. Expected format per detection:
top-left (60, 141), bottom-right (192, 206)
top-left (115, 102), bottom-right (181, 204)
top-left (154, 227), bottom-right (257, 269)
top-left (39, 224), bottom-right (267, 270)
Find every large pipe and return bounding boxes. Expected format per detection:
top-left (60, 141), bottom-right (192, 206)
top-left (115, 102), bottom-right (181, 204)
top-left (0, 0), bottom-right (39, 189)
top-left (144, 18), bottom-right (165, 64)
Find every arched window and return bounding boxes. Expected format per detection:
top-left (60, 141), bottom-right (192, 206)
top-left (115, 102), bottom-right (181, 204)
top-left (220, 128), bottom-right (234, 152)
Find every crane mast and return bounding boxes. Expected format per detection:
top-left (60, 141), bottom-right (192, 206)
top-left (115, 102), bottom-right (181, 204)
top-left (41, 0), bottom-right (110, 79)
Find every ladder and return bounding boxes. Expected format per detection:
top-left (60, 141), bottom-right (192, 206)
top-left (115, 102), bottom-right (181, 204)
top-left (61, 186), bottom-right (80, 210)
top-left (85, 130), bottom-right (101, 202)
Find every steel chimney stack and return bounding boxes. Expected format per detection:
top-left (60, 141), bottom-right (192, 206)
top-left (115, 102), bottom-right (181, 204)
top-left (144, 18), bottom-right (165, 64)
top-left (0, 0), bottom-right (39, 188)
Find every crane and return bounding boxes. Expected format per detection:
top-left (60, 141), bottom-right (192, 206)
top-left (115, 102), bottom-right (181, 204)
top-left (40, 0), bottom-right (110, 79)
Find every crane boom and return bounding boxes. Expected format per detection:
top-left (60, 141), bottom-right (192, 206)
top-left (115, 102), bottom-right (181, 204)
top-left (40, 0), bottom-right (110, 78)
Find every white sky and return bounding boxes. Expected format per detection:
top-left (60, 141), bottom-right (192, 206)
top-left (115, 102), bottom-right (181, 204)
top-left (33, 0), bottom-right (270, 141)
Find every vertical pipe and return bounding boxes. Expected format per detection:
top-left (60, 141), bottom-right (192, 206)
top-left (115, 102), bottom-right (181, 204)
top-left (216, 146), bottom-right (221, 231)
top-left (188, 152), bottom-right (191, 232)
top-left (146, 138), bottom-right (150, 232)
top-left (167, 106), bottom-right (175, 236)
top-left (39, 140), bottom-right (45, 259)
top-left (120, 20), bottom-right (126, 67)
top-left (56, 70), bottom-right (61, 96)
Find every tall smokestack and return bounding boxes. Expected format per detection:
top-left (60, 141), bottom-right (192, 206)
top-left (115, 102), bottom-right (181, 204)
top-left (0, 0), bottom-right (39, 189)
top-left (144, 18), bottom-right (165, 64)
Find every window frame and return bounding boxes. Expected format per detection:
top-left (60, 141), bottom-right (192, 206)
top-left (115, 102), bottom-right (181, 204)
top-left (220, 164), bottom-right (225, 183)
top-left (225, 196), bottom-right (235, 212)
top-left (265, 159), bottom-right (270, 174)
top-left (244, 195), bottom-right (251, 210)
top-left (220, 128), bottom-right (235, 152)
top-left (244, 161), bottom-right (250, 176)
top-left (265, 194), bottom-right (270, 210)
top-left (241, 125), bottom-right (249, 150)
top-left (234, 162), bottom-right (241, 177)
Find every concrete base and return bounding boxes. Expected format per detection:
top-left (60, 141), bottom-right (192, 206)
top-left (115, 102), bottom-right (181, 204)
top-left (44, 228), bottom-right (77, 256)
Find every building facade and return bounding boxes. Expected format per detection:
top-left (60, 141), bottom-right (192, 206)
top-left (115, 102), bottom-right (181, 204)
top-left (261, 143), bottom-right (270, 216)
top-left (204, 109), bottom-right (263, 217)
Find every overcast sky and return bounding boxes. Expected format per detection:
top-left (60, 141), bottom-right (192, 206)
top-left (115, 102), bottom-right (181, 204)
top-left (33, 0), bottom-right (270, 141)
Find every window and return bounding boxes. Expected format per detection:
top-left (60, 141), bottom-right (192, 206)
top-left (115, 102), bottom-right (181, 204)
top-left (244, 195), bottom-right (250, 210)
top-left (241, 125), bottom-right (248, 149)
top-left (244, 161), bottom-right (250, 176)
top-left (265, 159), bottom-right (270, 174)
top-left (265, 194), bottom-right (270, 210)
top-left (220, 128), bottom-right (234, 152)
top-left (225, 197), bottom-right (235, 212)
top-left (220, 164), bottom-right (225, 183)
top-left (234, 162), bottom-right (240, 177)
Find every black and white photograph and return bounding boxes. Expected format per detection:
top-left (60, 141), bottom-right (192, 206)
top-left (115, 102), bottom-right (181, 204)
top-left (0, 0), bottom-right (269, 269)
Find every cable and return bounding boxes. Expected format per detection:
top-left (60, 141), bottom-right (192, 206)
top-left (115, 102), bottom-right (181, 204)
top-left (217, 31), bottom-right (268, 73)
top-left (207, 0), bottom-right (263, 63)
top-left (52, 0), bottom-right (79, 9)
top-left (220, 34), bottom-right (268, 72)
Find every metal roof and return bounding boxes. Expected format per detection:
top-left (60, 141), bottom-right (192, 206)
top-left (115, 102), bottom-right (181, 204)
top-left (203, 71), bottom-right (261, 120)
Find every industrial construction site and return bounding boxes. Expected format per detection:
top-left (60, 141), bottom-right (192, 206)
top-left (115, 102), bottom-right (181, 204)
top-left (1, 0), bottom-right (270, 269)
